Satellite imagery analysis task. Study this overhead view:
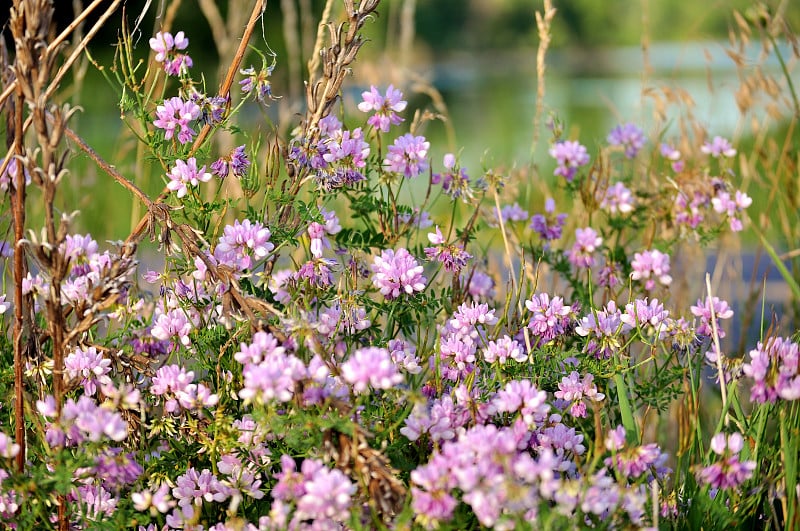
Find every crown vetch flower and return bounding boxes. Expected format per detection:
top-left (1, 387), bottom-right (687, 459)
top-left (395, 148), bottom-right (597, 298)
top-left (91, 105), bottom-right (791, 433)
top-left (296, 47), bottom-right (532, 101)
top-left (384, 133), bottom-right (430, 178)
top-left (549, 140), bottom-right (590, 181)
top-left (630, 249), bottom-right (672, 290)
top-left (701, 135), bottom-right (737, 158)
top-left (743, 336), bottom-right (800, 403)
top-left (153, 97), bottom-right (200, 144)
top-left (341, 347), bottom-right (403, 393)
top-left (358, 84), bottom-right (407, 132)
top-left (214, 219), bottom-right (274, 271)
top-left (607, 123), bottom-right (646, 158)
top-left (567, 227), bottom-right (602, 268)
top-left (371, 247), bottom-right (427, 299)
top-left (166, 157), bottom-right (212, 198)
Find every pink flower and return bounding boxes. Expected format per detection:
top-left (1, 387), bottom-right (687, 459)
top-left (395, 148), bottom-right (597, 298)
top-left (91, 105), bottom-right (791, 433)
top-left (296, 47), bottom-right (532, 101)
top-left (371, 247), bottom-right (427, 299)
top-left (358, 84), bottom-right (407, 132)
top-left (166, 157), bottom-right (211, 198)
top-left (341, 347), bottom-right (403, 393)
top-left (549, 140), bottom-right (589, 181)
top-left (384, 133), bottom-right (430, 178)
top-left (153, 97), bottom-right (200, 144)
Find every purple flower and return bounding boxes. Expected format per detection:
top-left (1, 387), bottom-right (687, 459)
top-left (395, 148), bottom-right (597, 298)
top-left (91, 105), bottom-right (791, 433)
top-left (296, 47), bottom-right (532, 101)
top-left (341, 347), bottom-right (403, 393)
top-left (214, 219), bottom-right (274, 271)
top-left (498, 202), bottom-right (530, 223)
top-left (690, 295), bottom-right (733, 338)
top-left (0, 157), bottom-right (31, 191)
top-left (743, 336), bottom-right (800, 403)
top-left (358, 84), bottom-right (407, 132)
top-left (607, 123), bottom-right (646, 158)
top-left (239, 65), bottom-right (275, 102)
top-left (567, 227), bottom-right (602, 268)
top-left (630, 249), bottom-right (672, 290)
top-left (660, 142), bottom-right (684, 172)
top-left (620, 298), bottom-right (670, 338)
top-left (371, 247), bottom-right (427, 299)
top-left (295, 464), bottom-right (355, 522)
top-left (701, 135), bottom-right (737, 158)
top-left (151, 309), bottom-right (193, 351)
top-left (384, 133), bottom-right (430, 178)
top-left (153, 97), bottom-right (200, 144)
top-left (711, 189), bottom-right (752, 232)
top-left (482, 335), bottom-right (525, 364)
top-left (238, 353), bottom-right (307, 404)
top-left (0, 431), bottom-right (20, 459)
top-left (530, 198), bottom-right (567, 241)
top-left (525, 292), bottom-right (572, 343)
top-left (389, 339), bottom-right (423, 374)
top-left (489, 380), bottom-right (550, 426)
top-left (166, 157), bottom-right (211, 198)
top-left (601, 181), bottom-right (635, 214)
top-left (697, 432), bottom-right (755, 489)
top-left (149, 31), bottom-right (192, 75)
top-left (549, 140), bottom-right (590, 181)
top-left (64, 346), bottom-right (112, 396)
top-left (212, 145), bottom-right (251, 179)
top-left (575, 301), bottom-right (627, 359)
top-left (554, 371), bottom-right (605, 418)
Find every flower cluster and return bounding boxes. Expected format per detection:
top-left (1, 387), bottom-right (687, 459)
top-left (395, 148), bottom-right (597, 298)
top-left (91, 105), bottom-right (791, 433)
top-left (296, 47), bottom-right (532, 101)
top-left (697, 432), bottom-right (755, 490)
top-left (743, 336), bottom-right (800, 403)
top-left (149, 31), bottom-right (192, 76)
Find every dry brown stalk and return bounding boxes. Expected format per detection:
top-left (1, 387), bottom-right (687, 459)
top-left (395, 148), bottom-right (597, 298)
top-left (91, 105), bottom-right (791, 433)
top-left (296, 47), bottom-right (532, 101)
top-left (531, 0), bottom-right (555, 160)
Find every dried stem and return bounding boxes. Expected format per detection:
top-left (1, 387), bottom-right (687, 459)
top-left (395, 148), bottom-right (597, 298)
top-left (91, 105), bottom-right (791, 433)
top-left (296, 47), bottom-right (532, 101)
top-left (531, 0), bottom-right (555, 160)
top-left (11, 90), bottom-right (26, 476)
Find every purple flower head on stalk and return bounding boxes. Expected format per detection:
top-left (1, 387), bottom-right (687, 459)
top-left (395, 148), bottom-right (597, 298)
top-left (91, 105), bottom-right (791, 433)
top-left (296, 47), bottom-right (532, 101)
top-left (711, 188), bottom-right (752, 232)
top-left (604, 429), bottom-right (670, 479)
top-left (214, 219), bottom-right (274, 271)
top-left (151, 309), bottom-right (193, 351)
top-left (530, 198), bottom-right (567, 241)
top-left (384, 133), bottom-right (430, 178)
top-left (211, 145), bottom-right (251, 179)
top-left (371, 247), bottom-right (427, 299)
top-left (239, 56), bottom-right (276, 103)
top-left (576, 300), bottom-right (628, 359)
top-left (0, 158), bottom-right (31, 191)
top-left (341, 347), bottom-right (403, 393)
top-left (630, 249), bottom-right (672, 290)
top-left (463, 269), bottom-right (496, 299)
top-left (621, 298), bottom-right (670, 339)
top-left (525, 292), bottom-right (572, 343)
top-left (358, 84), bottom-right (407, 132)
top-left (567, 227), bottom-right (602, 268)
top-left (153, 97), bottom-right (200, 144)
top-left (64, 346), bottom-right (112, 396)
top-left (691, 295), bottom-right (733, 338)
top-left (424, 227), bottom-right (473, 273)
top-left (190, 92), bottom-right (228, 126)
top-left (554, 371), bottom-right (605, 418)
top-left (601, 181), bottom-right (635, 215)
top-left (743, 336), bottom-right (800, 403)
top-left (660, 142), bottom-right (684, 172)
top-left (697, 432), bottom-right (755, 489)
top-left (607, 123), bottom-right (646, 158)
top-left (482, 335), bottom-right (526, 364)
top-left (549, 140), bottom-right (590, 181)
top-left (0, 431), bottom-right (20, 459)
top-left (498, 202), bottom-right (530, 223)
top-left (166, 157), bottom-right (212, 198)
top-left (238, 353), bottom-right (307, 405)
top-left (149, 31), bottom-right (192, 75)
top-left (702, 135), bottom-right (737, 158)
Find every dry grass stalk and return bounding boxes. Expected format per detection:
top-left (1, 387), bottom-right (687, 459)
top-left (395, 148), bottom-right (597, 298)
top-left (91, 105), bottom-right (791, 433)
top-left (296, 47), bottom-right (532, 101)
top-left (530, 0), bottom-right (555, 160)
